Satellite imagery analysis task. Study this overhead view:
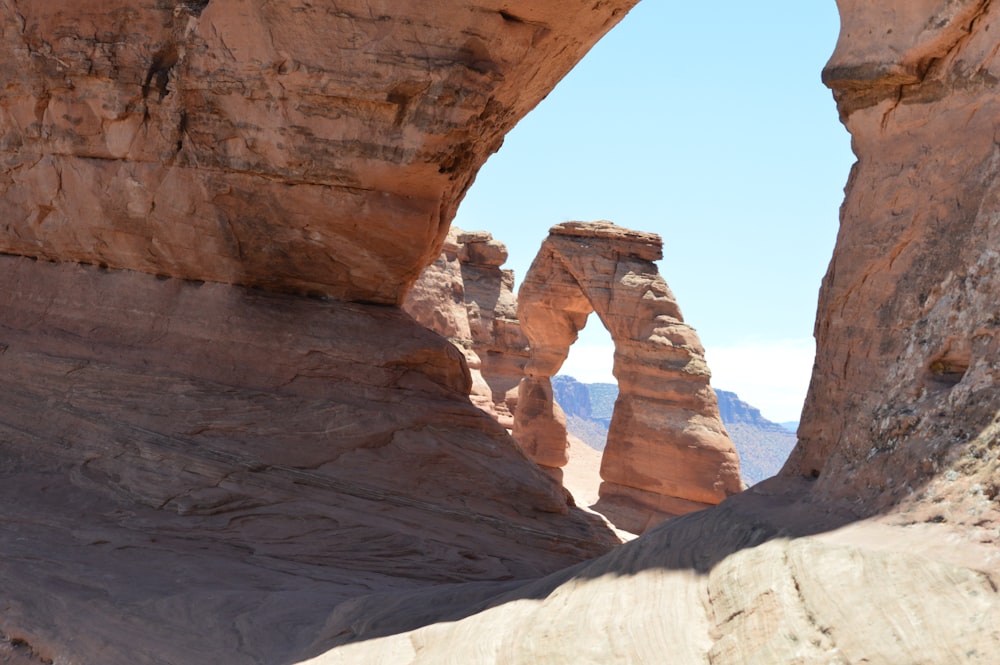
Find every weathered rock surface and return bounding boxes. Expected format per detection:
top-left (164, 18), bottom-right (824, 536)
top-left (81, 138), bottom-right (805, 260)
top-left (784, 0), bottom-right (1000, 531)
top-left (0, 0), bottom-right (638, 304)
top-left (4, 0), bottom-right (1000, 662)
top-left (515, 221), bottom-right (742, 533)
top-left (0, 255), bottom-right (617, 664)
top-left (404, 227), bottom-right (529, 427)
top-left (302, 478), bottom-right (1000, 664)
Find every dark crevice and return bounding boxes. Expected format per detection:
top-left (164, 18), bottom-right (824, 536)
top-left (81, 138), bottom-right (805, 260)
top-left (498, 10), bottom-right (525, 24)
top-left (143, 45), bottom-right (180, 101)
top-left (925, 343), bottom-right (971, 390)
top-left (176, 110), bottom-right (188, 153)
top-left (179, 0), bottom-right (211, 17)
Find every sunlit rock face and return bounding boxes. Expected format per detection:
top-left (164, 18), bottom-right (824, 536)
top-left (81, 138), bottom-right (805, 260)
top-left (515, 221), bottom-right (743, 533)
top-left (0, 0), bottom-right (637, 303)
top-left (785, 0), bottom-right (1000, 524)
top-left (404, 227), bottom-right (529, 428)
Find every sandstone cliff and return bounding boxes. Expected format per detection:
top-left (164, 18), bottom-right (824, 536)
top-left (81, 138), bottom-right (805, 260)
top-left (0, 0), bottom-right (637, 303)
top-left (784, 0), bottom-right (1000, 530)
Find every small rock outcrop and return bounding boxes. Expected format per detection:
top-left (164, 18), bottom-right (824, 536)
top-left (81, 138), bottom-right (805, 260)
top-left (404, 227), bottom-right (529, 428)
top-left (515, 221), bottom-right (742, 533)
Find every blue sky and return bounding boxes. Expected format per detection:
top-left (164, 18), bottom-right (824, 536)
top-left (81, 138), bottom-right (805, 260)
top-left (452, 1), bottom-right (855, 423)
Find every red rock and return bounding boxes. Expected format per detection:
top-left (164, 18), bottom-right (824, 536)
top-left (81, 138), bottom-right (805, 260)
top-left (404, 227), bottom-right (529, 427)
top-left (0, 0), bottom-right (639, 304)
top-left (784, 0), bottom-right (1000, 530)
top-left (0, 254), bottom-right (618, 663)
top-left (515, 221), bottom-right (743, 532)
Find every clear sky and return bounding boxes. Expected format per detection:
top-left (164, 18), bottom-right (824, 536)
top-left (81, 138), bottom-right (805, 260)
top-left (452, 1), bottom-right (856, 424)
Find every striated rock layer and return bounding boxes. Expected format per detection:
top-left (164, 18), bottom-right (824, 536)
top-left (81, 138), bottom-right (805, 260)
top-left (515, 221), bottom-right (742, 533)
top-left (404, 227), bottom-right (528, 428)
top-left (784, 0), bottom-right (1000, 529)
top-left (0, 0), bottom-right (638, 304)
top-left (303, 478), bottom-right (1000, 665)
top-left (0, 254), bottom-right (617, 664)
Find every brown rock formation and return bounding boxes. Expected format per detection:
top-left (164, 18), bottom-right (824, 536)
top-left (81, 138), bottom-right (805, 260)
top-left (404, 227), bottom-right (529, 427)
top-left (0, 0), bottom-right (637, 304)
top-left (515, 221), bottom-right (743, 532)
top-left (0, 2), bottom-right (642, 662)
top-left (306, 478), bottom-right (1000, 665)
top-left (0, 254), bottom-right (617, 664)
top-left (784, 0), bottom-right (1000, 528)
top-left (3, 0), bottom-right (1000, 662)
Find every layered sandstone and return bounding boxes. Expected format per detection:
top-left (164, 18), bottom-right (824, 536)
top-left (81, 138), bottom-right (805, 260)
top-left (0, 0), bottom-right (638, 304)
top-left (3, 0), bottom-right (1000, 663)
top-left (404, 227), bottom-right (529, 427)
top-left (0, 3), bottom-right (644, 661)
top-left (784, 0), bottom-right (1000, 531)
top-left (0, 255), bottom-right (617, 664)
top-left (309, 478), bottom-right (1000, 665)
top-left (515, 222), bottom-right (743, 533)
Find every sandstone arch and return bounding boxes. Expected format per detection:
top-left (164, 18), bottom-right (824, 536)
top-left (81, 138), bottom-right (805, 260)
top-left (514, 221), bottom-right (742, 532)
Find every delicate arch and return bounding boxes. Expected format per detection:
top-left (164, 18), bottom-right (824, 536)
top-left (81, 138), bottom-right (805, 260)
top-left (514, 221), bottom-right (742, 533)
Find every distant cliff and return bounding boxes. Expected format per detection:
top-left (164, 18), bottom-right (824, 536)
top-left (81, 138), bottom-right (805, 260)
top-left (714, 390), bottom-right (798, 486)
top-left (553, 377), bottom-right (796, 485)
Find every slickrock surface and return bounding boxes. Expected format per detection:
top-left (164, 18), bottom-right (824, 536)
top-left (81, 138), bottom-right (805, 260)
top-left (303, 478), bottom-right (1000, 665)
top-left (0, 255), bottom-right (617, 664)
top-left (784, 0), bottom-right (1000, 531)
top-left (0, 0), bottom-right (638, 303)
top-left (404, 227), bottom-right (529, 427)
top-left (515, 221), bottom-right (742, 533)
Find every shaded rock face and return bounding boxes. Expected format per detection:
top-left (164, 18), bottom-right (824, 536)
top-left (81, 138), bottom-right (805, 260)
top-left (0, 254), bottom-right (618, 664)
top-left (0, 0), bottom-right (638, 304)
top-left (0, 3), bottom-right (645, 661)
top-left (313, 478), bottom-right (1000, 665)
top-left (784, 0), bottom-right (1000, 527)
top-left (404, 227), bottom-right (529, 428)
top-left (515, 221), bottom-right (743, 533)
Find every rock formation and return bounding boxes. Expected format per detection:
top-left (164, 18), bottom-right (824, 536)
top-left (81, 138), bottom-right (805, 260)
top-left (515, 221), bottom-right (743, 533)
top-left (404, 227), bottom-right (528, 428)
top-left (0, 2), bottom-right (638, 663)
top-left (0, 254), bottom-right (621, 664)
top-left (305, 477), bottom-right (1000, 665)
top-left (784, 0), bottom-right (1000, 526)
top-left (0, 0), bottom-right (637, 303)
top-left (554, 378), bottom-right (798, 487)
top-left (2, 0), bottom-right (1000, 662)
